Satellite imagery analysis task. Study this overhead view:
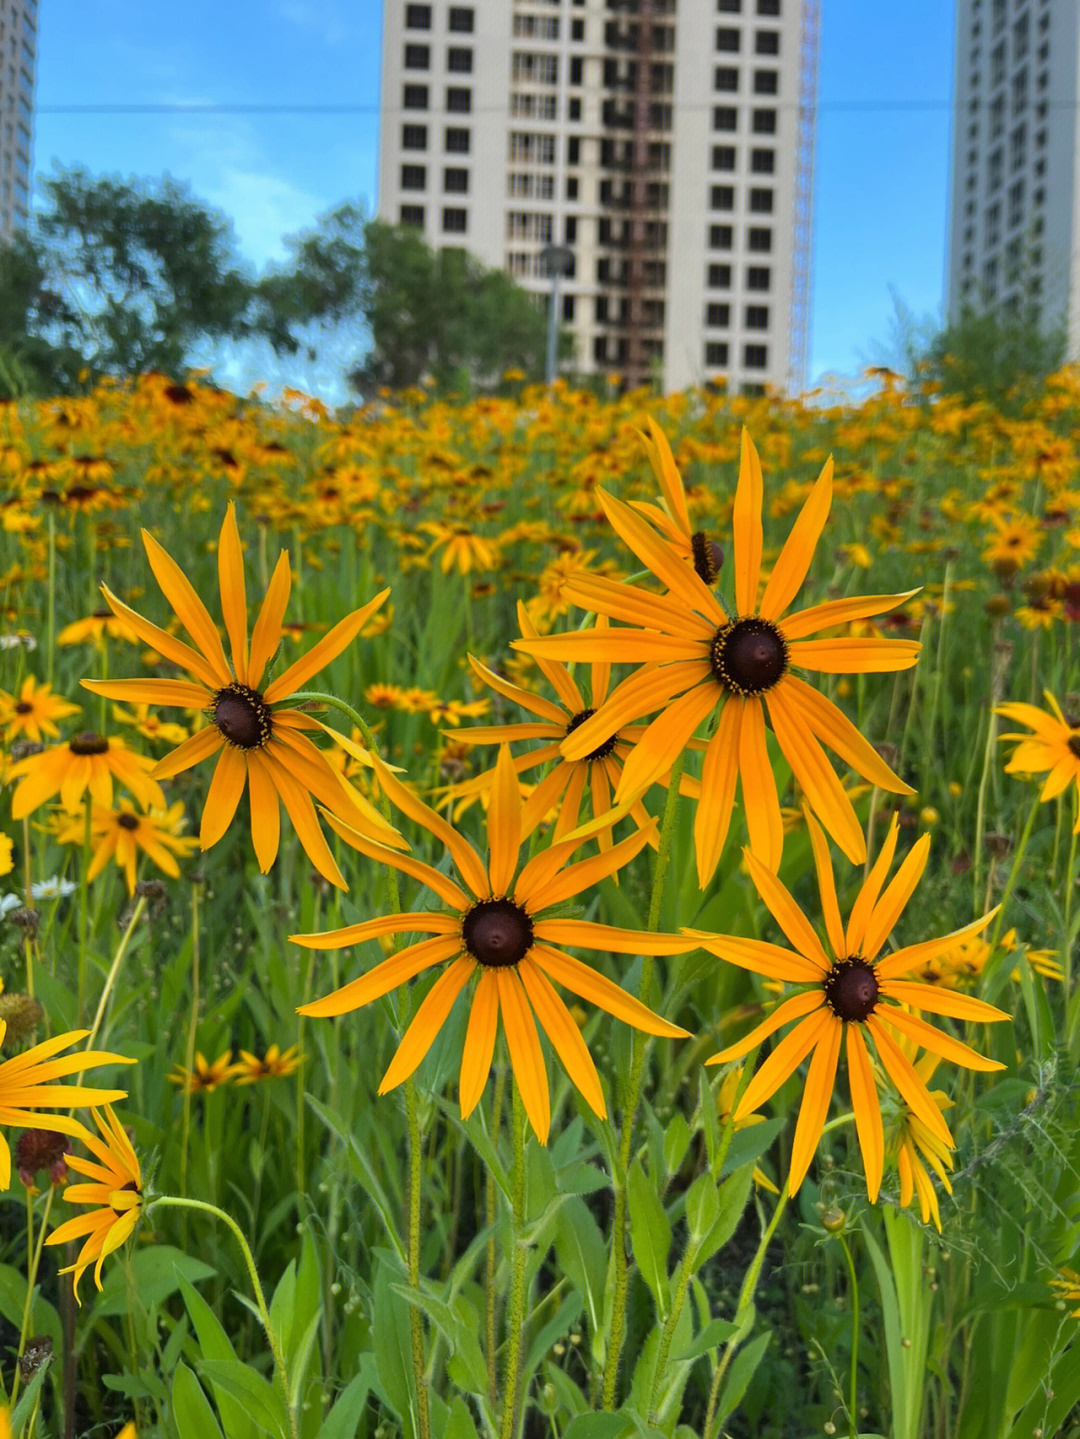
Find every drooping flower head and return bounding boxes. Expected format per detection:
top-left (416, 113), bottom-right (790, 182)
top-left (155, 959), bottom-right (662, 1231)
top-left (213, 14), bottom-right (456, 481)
top-left (997, 691), bottom-right (1080, 831)
top-left (293, 746), bottom-right (693, 1142)
top-left (690, 813), bottom-right (1009, 1201)
top-left (514, 428), bottom-right (919, 881)
top-left (46, 1105), bottom-right (142, 1304)
top-left (82, 504), bottom-right (404, 888)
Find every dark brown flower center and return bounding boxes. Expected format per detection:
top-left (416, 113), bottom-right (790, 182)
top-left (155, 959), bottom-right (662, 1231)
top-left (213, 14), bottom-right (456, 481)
top-left (1069, 733), bottom-right (1080, 760)
top-left (15, 702), bottom-right (32, 714)
top-left (691, 531), bottom-right (724, 586)
top-left (118, 813), bottom-right (140, 831)
top-left (213, 683), bottom-right (272, 750)
top-left (710, 617), bottom-right (788, 696)
top-left (822, 956), bottom-right (880, 1023)
top-left (68, 732), bottom-right (109, 756)
top-left (565, 708), bottom-right (618, 761)
top-left (462, 898), bottom-right (534, 969)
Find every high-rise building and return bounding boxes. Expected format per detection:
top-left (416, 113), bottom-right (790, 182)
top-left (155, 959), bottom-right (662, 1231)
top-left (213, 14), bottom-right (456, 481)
top-left (946, 0), bottom-right (1066, 347)
top-left (378, 0), bottom-right (819, 393)
top-left (0, 0), bottom-right (36, 239)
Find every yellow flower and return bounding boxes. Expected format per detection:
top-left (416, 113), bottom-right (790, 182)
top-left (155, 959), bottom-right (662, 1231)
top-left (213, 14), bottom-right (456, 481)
top-left (56, 610), bottom-right (140, 647)
top-left (168, 1050), bottom-right (236, 1093)
top-left (82, 504), bottom-right (404, 889)
top-left (515, 428), bottom-right (918, 880)
top-left (45, 1106), bottom-right (142, 1304)
top-left (9, 734), bottom-right (164, 821)
top-left (0, 1022), bottom-right (133, 1189)
top-left (1049, 1266), bottom-right (1080, 1318)
top-left (0, 675), bottom-right (81, 743)
top-left (0, 834), bottom-right (11, 878)
top-left (230, 1044), bottom-right (301, 1084)
top-left (690, 813), bottom-right (1008, 1201)
top-left (885, 1049), bottom-right (954, 1232)
top-left (293, 746), bottom-right (692, 1143)
top-left (997, 691), bottom-right (1080, 831)
top-left (53, 798), bottom-right (198, 894)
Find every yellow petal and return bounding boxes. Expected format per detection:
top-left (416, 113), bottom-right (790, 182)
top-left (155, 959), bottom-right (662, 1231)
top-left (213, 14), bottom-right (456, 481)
top-left (689, 931), bottom-right (823, 983)
top-left (759, 456), bottom-right (832, 622)
top-left (788, 1008), bottom-right (841, 1194)
top-left (519, 956), bottom-right (606, 1118)
top-left (248, 549), bottom-right (292, 691)
top-left (95, 584), bottom-right (225, 690)
top-left (152, 725), bottom-right (224, 780)
top-left (530, 943), bottom-right (690, 1037)
top-left (264, 589), bottom-right (390, 703)
top-left (640, 415), bottom-right (692, 536)
top-left (694, 696), bottom-right (743, 886)
top-left (788, 637), bottom-right (921, 674)
top-left (218, 504), bottom-right (250, 683)
top-left (264, 753), bottom-right (347, 889)
top-left (860, 833), bottom-right (930, 960)
top-left (521, 822), bottom-right (651, 911)
top-left (497, 969), bottom-right (550, 1143)
top-left (534, 919), bottom-right (694, 954)
top-left (80, 677), bottom-right (211, 707)
top-left (562, 572), bottom-right (717, 640)
top-left (614, 680), bottom-right (718, 804)
top-left (846, 816), bottom-right (899, 956)
top-left (514, 602), bottom-right (586, 714)
top-left (459, 970), bottom-right (499, 1118)
top-left (733, 428), bottom-right (764, 616)
top-left (847, 1024), bottom-right (884, 1202)
top-left (780, 675), bottom-right (915, 795)
top-left (880, 978), bottom-right (1009, 1023)
top-left (199, 746), bottom-right (247, 850)
top-left (875, 907), bottom-right (999, 981)
top-left (706, 988), bottom-right (823, 1065)
top-left (735, 1007), bottom-right (829, 1121)
top-left (469, 650), bottom-right (569, 725)
top-left (767, 683), bottom-right (866, 864)
top-left (866, 1017), bottom-right (954, 1147)
top-left (487, 746), bottom-right (522, 895)
top-left (781, 589), bottom-right (922, 642)
top-left (379, 956), bottom-right (474, 1092)
top-left (597, 487), bottom-right (726, 622)
top-left (298, 935), bottom-right (462, 1016)
top-left (371, 753), bottom-right (489, 899)
top-left (321, 811), bottom-right (468, 910)
top-left (562, 661), bottom-right (711, 763)
top-left (804, 810), bottom-right (846, 959)
top-left (875, 1005), bottom-right (1005, 1072)
top-left (246, 751), bottom-right (281, 874)
top-left (739, 699), bottom-right (784, 872)
top-left (140, 527), bottom-right (232, 683)
top-left (745, 848), bottom-right (832, 971)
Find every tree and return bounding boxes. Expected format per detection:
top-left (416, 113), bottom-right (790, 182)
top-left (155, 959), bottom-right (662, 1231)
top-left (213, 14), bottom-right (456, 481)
top-left (922, 300), bottom-right (1066, 410)
top-left (266, 209), bottom-right (550, 394)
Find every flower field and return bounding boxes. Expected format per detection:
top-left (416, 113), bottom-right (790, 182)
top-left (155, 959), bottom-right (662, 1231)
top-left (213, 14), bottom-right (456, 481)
top-left (0, 368), bottom-right (1078, 1439)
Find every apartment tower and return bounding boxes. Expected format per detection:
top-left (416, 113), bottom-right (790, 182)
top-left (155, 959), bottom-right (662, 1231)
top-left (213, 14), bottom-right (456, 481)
top-left (946, 0), bottom-right (1074, 350)
top-left (378, 0), bottom-right (819, 393)
top-left (0, 0), bottom-right (35, 239)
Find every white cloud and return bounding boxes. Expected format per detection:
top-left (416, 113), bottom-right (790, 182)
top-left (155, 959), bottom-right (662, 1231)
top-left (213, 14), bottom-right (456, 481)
top-left (277, 0), bottom-right (364, 46)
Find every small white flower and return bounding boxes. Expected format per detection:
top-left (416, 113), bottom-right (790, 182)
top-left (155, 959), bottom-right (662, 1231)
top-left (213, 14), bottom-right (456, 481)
top-left (29, 876), bottom-right (77, 900)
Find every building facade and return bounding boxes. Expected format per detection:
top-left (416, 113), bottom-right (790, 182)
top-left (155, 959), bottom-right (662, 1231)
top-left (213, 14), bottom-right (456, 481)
top-left (946, 0), bottom-right (1072, 350)
top-left (0, 0), bottom-right (36, 239)
top-left (378, 0), bottom-right (818, 393)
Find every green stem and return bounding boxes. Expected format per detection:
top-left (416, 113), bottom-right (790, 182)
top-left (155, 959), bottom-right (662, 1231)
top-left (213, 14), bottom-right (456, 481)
top-left (10, 1184), bottom-right (56, 1409)
top-left (989, 790), bottom-right (1040, 950)
top-left (500, 1082), bottom-right (529, 1439)
top-left (972, 703), bottom-right (999, 911)
top-left (602, 749), bottom-right (685, 1410)
top-left (83, 895), bottom-right (146, 1052)
top-left (486, 1064), bottom-right (508, 1409)
top-left (150, 1195), bottom-right (300, 1439)
top-left (837, 1233), bottom-right (860, 1439)
top-left (405, 1072), bottom-right (431, 1439)
top-left (46, 510), bottom-right (56, 688)
top-left (648, 1235), bottom-right (700, 1422)
top-left (77, 801), bottom-right (91, 1024)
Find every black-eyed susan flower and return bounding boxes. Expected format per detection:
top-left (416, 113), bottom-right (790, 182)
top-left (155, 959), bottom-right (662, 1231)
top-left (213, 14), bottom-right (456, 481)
top-left (230, 1043), bottom-right (301, 1084)
top-left (56, 609), bottom-right (139, 648)
top-left (630, 416), bottom-right (724, 584)
top-left (886, 1048), bottom-right (954, 1232)
top-left (514, 429), bottom-right (919, 880)
top-left (168, 1050), bottom-right (236, 1093)
top-left (9, 733), bottom-right (165, 821)
top-left (690, 813), bottom-right (1009, 1201)
top-left (0, 1023), bottom-right (133, 1190)
top-left (81, 504), bottom-right (403, 889)
top-left (292, 746), bottom-right (693, 1142)
top-left (52, 798), bottom-right (198, 894)
top-left (997, 691), bottom-right (1080, 829)
top-left (0, 675), bottom-right (81, 743)
top-left (45, 1105), bottom-right (142, 1304)
top-left (456, 603), bottom-right (699, 847)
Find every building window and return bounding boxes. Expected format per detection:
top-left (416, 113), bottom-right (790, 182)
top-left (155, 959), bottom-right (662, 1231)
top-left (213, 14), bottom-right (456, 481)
top-left (754, 69), bottom-right (778, 94)
top-left (571, 17), bottom-right (584, 39)
top-left (712, 145), bottom-right (736, 170)
top-left (744, 343), bottom-right (768, 367)
top-left (401, 164), bottom-right (426, 190)
top-left (405, 4), bottom-right (431, 28)
top-left (747, 265), bottom-right (771, 290)
top-left (443, 208), bottom-right (468, 233)
top-left (402, 124), bottom-right (428, 150)
top-left (711, 185), bottom-right (735, 209)
top-left (709, 224), bottom-right (733, 249)
top-left (715, 66), bottom-right (739, 91)
top-left (1012, 67), bottom-right (1027, 115)
top-left (985, 201), bottom-right (1001, 247)
top-left (513, 52), bottom-right (558, 84)
top-left (748, 226), bottom-right (772, 251)
top-left (399, 205), bottom-right (425, 226)
top-left (750, 187), bottom-right (773, 212)
top-left (751, 147), bottom-right (775, 173)
top-left (717, 0), bottom-right (741, 11)
top-left (1011, 123), bottom-right (1026, 170)
top-left (448, 47), bottom-right (473, 73)
top-left (991, 39), bottom-right (1006, 83)
top-left (705, 341), bottom-right (730, 365)
top-left (745, 304), bottom-right (769, 329)
top-left (988, 147), bottom-right (1003, 190)
top-left (404, 43), bottom-right (430, 69)
top-left (713, 106), bottom-right (738, 131)
top-left (706, 302), bottom-right (730, 326)
top-left (752, 108), bottom-right (777, 134)
top-left (757, 0), bottom-right (780, 12)
top-left (708, 263), bottom-right (732, 287)
top-left (1008, 178), bottom-right (1025, 227)
top-left (403, 84), bottom-right (429, 109)
top-left (570, 56), bottom-right (584, 84)
top-left (449, 7), bottom-right (474, 32)
top-left (447, 87), bottom-right (472, 112)
top-left (445, 126), bottom-right (470, 153)
top-left (444, 167), bottom-right (469, 194)
top-left (716, 27), bottom-right (741, 51)
top-left (755, 29), bottom-right (779, 54)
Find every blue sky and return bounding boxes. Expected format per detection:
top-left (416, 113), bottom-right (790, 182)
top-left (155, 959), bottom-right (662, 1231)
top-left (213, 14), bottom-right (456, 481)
top-left (33, 0), bottom-right (955, 389)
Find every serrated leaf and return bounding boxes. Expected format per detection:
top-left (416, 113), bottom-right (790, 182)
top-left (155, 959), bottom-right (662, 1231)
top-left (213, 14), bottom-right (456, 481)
top-left (627, 1160), bottom-right (671, 1317)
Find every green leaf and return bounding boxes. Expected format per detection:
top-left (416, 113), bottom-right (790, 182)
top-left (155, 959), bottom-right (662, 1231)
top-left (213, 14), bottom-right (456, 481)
top-left (316, 1361), bottom-right (378, 1439)
top-left (308, 1097), bottom-right (406, 1262)
top-left (0, 1263), bottom-right (62, 1360)
top-left (372, 1251), bottom-right (417, 1431)
top-left (715, 1330), bottom-right (770, 1426)
top-left (176, 1272), bottom-right (261, 1439)
top-left (389, 1279), bottom-right (486, 1396)
top-left (197, 1359), bottom-right (290, 1439)
top-left (557, 1161), bottom-right (610, 1195)
top-left (663, 1112), bottom-right (691, 1178)
top-left (553, 1196), bottom-right (607, 1334)
top-left (445, 1395), bottom-right (482, 1439)
top-left (561, 1415), bottom-right (636, 1439)
top-left (698, 1162), bottom-right (753, 1265)
top-left (627, 1159), bottom-right (672, 1317)
top-left (684, 1171), bottom-right (720, 1241)
top-left (172, 1361), bottom-right (225, 1439)
top-left (671, 1316), bottom-right (739, 1362)
top-left (93, 1245), bottom-right (216, 1318)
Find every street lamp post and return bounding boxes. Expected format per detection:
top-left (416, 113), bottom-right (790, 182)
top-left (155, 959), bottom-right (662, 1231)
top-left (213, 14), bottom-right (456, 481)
top-left (540, 242), bottom-right (575, 385)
